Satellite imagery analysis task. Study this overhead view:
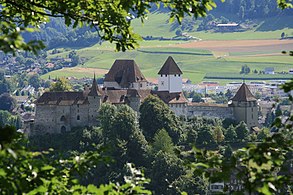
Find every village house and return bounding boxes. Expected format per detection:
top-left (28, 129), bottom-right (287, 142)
top-left (264, 67), bottom-right (275, 74)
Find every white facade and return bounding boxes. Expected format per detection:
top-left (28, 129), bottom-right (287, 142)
top-left (158, 74), bottom-right (182, 93)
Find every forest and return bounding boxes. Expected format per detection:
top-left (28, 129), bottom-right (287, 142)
top-left (1, 93), bottom-right (292, 194)
top-left (20, 0), bottom-right (293, 50)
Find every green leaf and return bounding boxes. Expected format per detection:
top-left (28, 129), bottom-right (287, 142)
top-left (0, 168), bottom-right (7, 177)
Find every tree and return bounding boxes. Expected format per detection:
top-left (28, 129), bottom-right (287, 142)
top-left (149, 151), bottom-right (184, 194)
top-left (225, 89), bottom-right (233, 100)
top-left (0, 78), bottom-right (9, 95)
top-left (275, 104), bottom-right (282, 117)
top-left (28, 74), bottom-right (41, 89)
top-left (99, 104), bottom-right (148, 167)
top-left (0, 0), bottom-right (220, 54)
top-left (196, 125), bottom-right (214, 146)
top-left (152, 129), bottom-right (175, 155)
top-left (265, 111), bottom-right (275, 127)
top-left (235, 121), bottom-right (249, 141)
top-left (240, 64), bottom-right (251, 74)
top-left (0, 93), bottom-right (16, 111)
top-left (139, 95), bottom-right (182, 144)
top-left (257, 128), bottom-right (270, 141)
top-left (0, 110), bottom-right (21, 129)
top-left (225, 125), bottom-right (237, 143)
top-left (68, 50), bottom-right (80, 66)
top-left (281, 32), bottom-right (285, 39)
top-left (212, 126), bottom-right (225, 144)
top-left (49, 77), bottom-right (72, 92)
top-left (191, 92), bottom-right (203, 103)
top-left (24, 58), bottom-right (35, 68)
top-left (175, 29), bottom-right (182, 36)
top-left (0, 126), bottom-right (151, 194)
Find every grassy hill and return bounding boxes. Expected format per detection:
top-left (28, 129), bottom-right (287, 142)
top-left (42, 13), bottom-right (293, 84)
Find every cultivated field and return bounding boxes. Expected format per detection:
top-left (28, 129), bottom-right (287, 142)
top-left (176, 39), bottom-right (293, 53)
top-left (43, 13), bottom-right (293, 84)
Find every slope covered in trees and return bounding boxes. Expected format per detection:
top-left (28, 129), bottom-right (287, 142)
top-left (22, 18), bottom-right (101, 49)
top-left (214, 0), bottom-right (293, 19)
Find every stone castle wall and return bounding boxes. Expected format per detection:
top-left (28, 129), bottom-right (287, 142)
top-left (33, 103), bottom-right (93, 135)
top-left (187, 104), bottom-right (234, 119)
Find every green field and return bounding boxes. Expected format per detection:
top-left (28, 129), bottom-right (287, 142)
top-left (43, 13), bottom-right (293, 84)
top-left (205, 72), bottom-right (293, 80)
top-left (43, 45), bottom-right (293, 84)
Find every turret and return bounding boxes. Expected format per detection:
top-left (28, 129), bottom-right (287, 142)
top-left (87, 74), bottom-right (101, 126)
top-left (158, 56), bottom-right (182, 93)
top-left (229, 83), bottom-right (258, 129)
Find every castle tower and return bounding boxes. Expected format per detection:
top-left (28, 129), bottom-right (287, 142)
top-left (229, 83), bottom-right (258, 129)
top-left (158, 56), bottom-right (183, 93)
top-left (87, 74), bottom-right (101, 126)
top-left (104, 59), bottom-right (148, 90)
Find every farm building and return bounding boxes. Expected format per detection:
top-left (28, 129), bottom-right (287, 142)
top-left (264, 67), bottom-right (275, 74)
top-left (215, 23), bottom-right (240, 32)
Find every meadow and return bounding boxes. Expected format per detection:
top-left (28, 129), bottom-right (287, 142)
top-left (43, 13), bottom-right (293, 84)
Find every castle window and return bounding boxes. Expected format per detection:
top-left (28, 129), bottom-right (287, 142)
top-left (60, 115), bottom-right (65, 122)
top-left (161, 81), bottom-right (164, 86)
top-left (78, 109), bottom-right (79, 112)
top-left (140, 83), bottom-right (142, 87)
top-left (77, 115), bottom-right (80, 120)
top-left (165, 74), bottom-right (167, 77)
top-left (161, 74), bottom-right (163, 77)
top-left (174, 74), bottom-right (176, 77)
top-left (178, 74), bottom-right (181, 76)
top-left (61, 126), bottom-right (66, 134)
top-left (77, 104), bottom-right (79, 108)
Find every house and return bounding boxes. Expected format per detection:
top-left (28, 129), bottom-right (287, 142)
top-left (264, 67), bottom-right (275, 74)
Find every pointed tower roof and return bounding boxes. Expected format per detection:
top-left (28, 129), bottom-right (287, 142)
top-left (158, 56), bottom-right (183, 75)
top-left (88, 74), bottom-right (99, 96)
top-left (231, 83), bottom-right (256, 102)
top-left (104, 59), bottom-right (147, 86)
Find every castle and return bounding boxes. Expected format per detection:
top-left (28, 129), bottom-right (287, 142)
top-left (32, 56), bottom-right (258, 135)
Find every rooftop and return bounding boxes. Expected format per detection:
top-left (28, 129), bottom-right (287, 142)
top-left (231, 83), bottom-right (257, 102)
top-left (104, 59), bottom-right (146, 88)
top-left (158, 56), bottom-right (183, 75)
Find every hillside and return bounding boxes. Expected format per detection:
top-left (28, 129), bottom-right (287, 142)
top-left (41, 9), bottom-right (293, 84)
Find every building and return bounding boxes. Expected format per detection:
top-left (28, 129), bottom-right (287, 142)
top-left (264, 67), bottom-right (275, 74)
top-left (32, 57), bottom-right (259, 135)
top-left (32, 57), bottom-right (188, 135)
top-left (215, 23), bottom-right (240, 32)
top-left (228, 83), bottom-right (259, 128)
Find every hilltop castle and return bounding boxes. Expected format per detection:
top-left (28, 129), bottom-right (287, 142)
top-left (32, 56), bottom-right (258, 135)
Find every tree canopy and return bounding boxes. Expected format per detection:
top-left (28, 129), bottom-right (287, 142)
top-left (0, 0), bottom-right (291, 53)
top-left (0, 0), bottom-right (219, 53)
top-left (49, 77), bottom-right (72, 92)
